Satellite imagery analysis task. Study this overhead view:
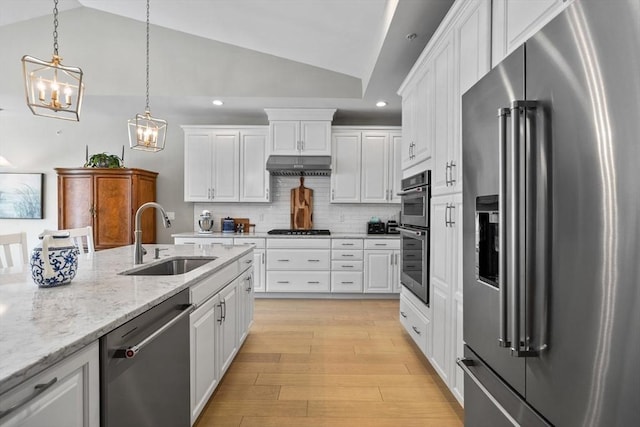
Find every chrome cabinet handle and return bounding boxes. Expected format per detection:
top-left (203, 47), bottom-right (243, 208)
top-left (445, 161), bottom-right (450, 186)
top-left (0, 377), bottom-right (58, 420)
top-left (222, 299), bottom-right (226, 321)
top-left (332, 189), bottom-right (335, 201)
top-left (341, 265), bottom-right (354, 268)
top-left (449, 161), bottom-right (456, 186)
top-left (277, 259), bottom-right (290, 262)
top-left (307, 281), bottom-right (320, 284)
top-left (123, 304), bottom-right (194, 358)
top-left (308, 259), bottom-right (320, 262)
top-left (412, 326), bottom-right (421, 335)
top-left (277, 281), bottom-right (290, 284)
top-left (266, 188), bottom-right (269, 200)
top-left (341, 281), bottom-right (354, 284)
top-left (217, 302), bottom-right (224, 323)
top-left (498, 107), bottom-right (510, 348)
top-left (449, 204), bottom-right (456, 227)
top-left (400, 311), bottom-right (407, 318)
top-left (341, 254), bottom-right (354, 257)
top-left (342, 243), bottom-right (354, 246)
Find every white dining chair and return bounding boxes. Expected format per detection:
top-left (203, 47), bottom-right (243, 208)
top-left (0, 232), bottom-right (29, 267)
top-left (43, 226), bottom-right (95, 254)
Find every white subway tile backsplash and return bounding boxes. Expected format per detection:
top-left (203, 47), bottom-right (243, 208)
top-left (193, 176), bottom-right (400, 233)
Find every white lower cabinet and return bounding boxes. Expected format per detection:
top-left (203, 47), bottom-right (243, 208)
top-left (189, 251), bottom-right (254, 425)
top-left (331, 239), bottom-right (363, 293)
top-left (0, 342), bottom-right (99, 427)
top-left (266, 238), bottom-right (331, 293)
top-left (399, 289), bottom-right (431, 357)
top-left (364, 239), bottom-right (400, 293)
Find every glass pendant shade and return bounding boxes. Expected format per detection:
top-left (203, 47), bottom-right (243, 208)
top-left (128, 110), bottom-right (167, 152)
top-left (22, 55), bottom-right (84, 122)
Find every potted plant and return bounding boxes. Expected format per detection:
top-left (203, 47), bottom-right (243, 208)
top-left (84, 146), bottom-right (125, 168)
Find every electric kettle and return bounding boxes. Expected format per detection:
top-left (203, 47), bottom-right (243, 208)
top-left (198, 210), bottom-right (214, 233)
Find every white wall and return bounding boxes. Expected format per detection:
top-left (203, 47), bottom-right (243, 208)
top-left (192, 176), bottom-right (400, 234)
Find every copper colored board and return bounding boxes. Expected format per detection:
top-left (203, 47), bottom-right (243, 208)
top-left (234, 218), bottom-right (251, 233)
top-left (290, 178), bottom-right (313, 230)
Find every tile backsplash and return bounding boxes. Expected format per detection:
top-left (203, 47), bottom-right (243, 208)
top-left (193, 176), bottom-right (400, 233)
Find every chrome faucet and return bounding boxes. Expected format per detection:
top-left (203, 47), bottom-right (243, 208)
top-left (134, 202), bottom-right (171, 264)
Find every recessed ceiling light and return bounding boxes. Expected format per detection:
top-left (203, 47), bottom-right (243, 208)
top-left (212, 100), bottom-right (223, 106)
top-left (376, 101), bottom-right (387, 108)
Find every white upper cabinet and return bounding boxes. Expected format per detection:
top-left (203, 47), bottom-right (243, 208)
top-left (184, 129), bottom-right (239, 202)
top-left (331, 131), bottom-right (361, 203)
top-left (183, 126), bottom-right (268, 203)
top-left (492, 0), bottom-right (574, 67)
top-left (400, 67), bottom-right (433, 171)
top-left (265, 109), bottom-right (335, 155)
top-left (239, 129), bottom-right (270, 202)
top-left (330, 127), bottom-right (401, 204)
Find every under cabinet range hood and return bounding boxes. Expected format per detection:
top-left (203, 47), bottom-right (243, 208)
top-left (266, 155), bottom-right (331, 176)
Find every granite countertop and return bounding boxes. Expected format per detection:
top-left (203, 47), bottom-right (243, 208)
top-left (172, 231), bottom-right (400, 239)
top-left (0, 243), bottom-right (252, 395)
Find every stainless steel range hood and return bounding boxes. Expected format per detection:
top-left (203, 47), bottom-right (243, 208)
top-left (266, 155), bottom-right (331, 176)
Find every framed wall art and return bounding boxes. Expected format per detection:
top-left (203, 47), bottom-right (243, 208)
top-left (0, 173), bottom-right (43, 219)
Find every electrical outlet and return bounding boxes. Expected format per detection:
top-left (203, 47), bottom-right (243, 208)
top-left (166, 211), bottom-right (175, 220)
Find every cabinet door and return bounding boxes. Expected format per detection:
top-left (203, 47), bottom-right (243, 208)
top-left (253, 249), bottom-right (266, 292)
top-left (240, 130), bottom-right (270, 202)
top-left (184, 133), bottom-right (213, 201)
top-left (361, 132), bottom-right (389, 203)
top-left (389, 132), bottom-right (403, 204)
top-left (457, 0), bottom-right (492, 96)
top-left (218, 282), bottom-right (239, 376)
top-left (364, 250), bottom-right (393, 293)
top-left (190, 294), bottom-right (219, 423)
top-left (238, 269), bottom-right (254, 344)
top-left (270, 121), bottom-right (299, 154)
top-left (331, 132), bottom-right (361, 203)
top-left (211, 132), bottom-right (239, 202)
top-left (414, 66), bottom-right (433, 164)
top-left (431, 281), bottom-right (450, 382)
top-left (57, 174), bottom-right (93, 230)
top-left (400, 88), bottom-right (416, 170)
top-left (133, 173), bottom-right (157, 244)
top-left (300, 121), bottom-right (331, 154)
top-left (391, 250), bottom-right (401, 293)
top-left (432, 34), bottom-right (456, 195)
top-left (94, 175), bottom-right (132, 248)
top-left (0, 342), bottom-right (99, 427)
top-left (492, 0), bottom-right (573, 67)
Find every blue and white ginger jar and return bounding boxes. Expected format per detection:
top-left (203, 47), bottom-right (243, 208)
top-left (30, 232), bottom-right (79, 287)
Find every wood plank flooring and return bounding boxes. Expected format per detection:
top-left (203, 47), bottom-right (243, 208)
top-left (194, 299), bottom-right (464, 427)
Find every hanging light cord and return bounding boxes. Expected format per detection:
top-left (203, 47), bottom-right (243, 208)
top-left (145, 0), bottom-right (150, 112)
top-left (52, 0), bottom-right (59, 56)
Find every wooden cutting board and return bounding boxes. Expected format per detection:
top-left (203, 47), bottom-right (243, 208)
top-left (291, 177), bottom-right (313, 230)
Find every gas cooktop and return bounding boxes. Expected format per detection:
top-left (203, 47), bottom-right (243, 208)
top-left (267, 229), bottom-right (331, 236)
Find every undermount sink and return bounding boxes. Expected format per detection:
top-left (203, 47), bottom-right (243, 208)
top-left (121, 256), bottom-right (217, 276)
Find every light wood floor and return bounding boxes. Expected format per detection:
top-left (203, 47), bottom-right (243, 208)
top-left (194, 298), bottom-right (464, 427)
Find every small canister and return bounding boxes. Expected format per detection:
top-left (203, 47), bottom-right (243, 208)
top-left (222, 217), bottom-right (235, 233)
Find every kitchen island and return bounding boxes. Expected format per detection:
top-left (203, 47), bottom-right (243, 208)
top-left (0, 243), bottom-right (252, 396)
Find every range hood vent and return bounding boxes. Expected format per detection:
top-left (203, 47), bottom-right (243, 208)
top-left (266, 155), bottom-right (331, 176)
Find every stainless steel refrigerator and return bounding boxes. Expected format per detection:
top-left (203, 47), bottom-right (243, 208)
top-left (460, 0), bottom-right (639, 425)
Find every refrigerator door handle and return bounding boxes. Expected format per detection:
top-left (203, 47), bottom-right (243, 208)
top-left (457, 358), bottom-right (521, 427)
top-left (498, 107), bottom-right (511, 348)
top-left (510, 100), bottom-right (539, 357)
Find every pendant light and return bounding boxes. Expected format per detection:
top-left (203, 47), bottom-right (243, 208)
top-left (22, 0), bottom-right (85, 121)
top-left (128, 0), bottom-right (166, 152)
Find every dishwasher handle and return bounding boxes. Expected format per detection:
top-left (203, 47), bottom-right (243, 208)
top-left (122, 304), bottom-right (194, 359)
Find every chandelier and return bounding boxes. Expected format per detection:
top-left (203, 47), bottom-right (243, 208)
top-left (22, 0), bottom-right (84, 121)
top-left (128, 0), bottom-right (166, 152)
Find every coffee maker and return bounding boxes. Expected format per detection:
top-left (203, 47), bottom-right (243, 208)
top-left (198, 210), bottom-right (214, 233)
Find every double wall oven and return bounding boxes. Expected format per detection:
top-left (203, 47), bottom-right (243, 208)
top-left (397, 170), bottom-right (431, 305)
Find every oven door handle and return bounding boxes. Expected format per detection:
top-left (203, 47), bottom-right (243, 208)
top-left (397, 226), bottom-right (426, 238)
top-left (396, 186), bottom-right (426, 196)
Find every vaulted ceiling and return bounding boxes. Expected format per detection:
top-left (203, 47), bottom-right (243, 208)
top-left (0, 0), bottom-right (453, 124)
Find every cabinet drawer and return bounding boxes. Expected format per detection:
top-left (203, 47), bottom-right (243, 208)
top-left (331, 239), bottom-right (364, 250)
top-left (234, 237), bottom-right (265, 249)
top-left (266, 249), bottom-right (330, 270)
top-left (238, 252), bottom-right (254, 271)
top-left (266, 271), bottom-right (330, 292)
top-left (331, 250), bottom-right (363, 261)
top-left (364, 239), bottom-right (400, 250)
top-left (267, 238), bottom-right (331, 249)
top-left (175, 237), bottom-right (234, 245)
top-left (331, 271), bottom-right (363, 293)
top-left (331, 260), bottom-right (363, 271)
top-left (399, 294), bottom-right (430, 355)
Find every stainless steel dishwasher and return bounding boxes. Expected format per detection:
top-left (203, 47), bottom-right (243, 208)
top-left (100, 289), bottom-right (193, 427)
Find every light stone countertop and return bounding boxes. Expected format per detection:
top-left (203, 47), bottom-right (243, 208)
top-left (0, 243), bottom-right (252, 395)
top-left (172, 231), bottom-right (400, 239)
